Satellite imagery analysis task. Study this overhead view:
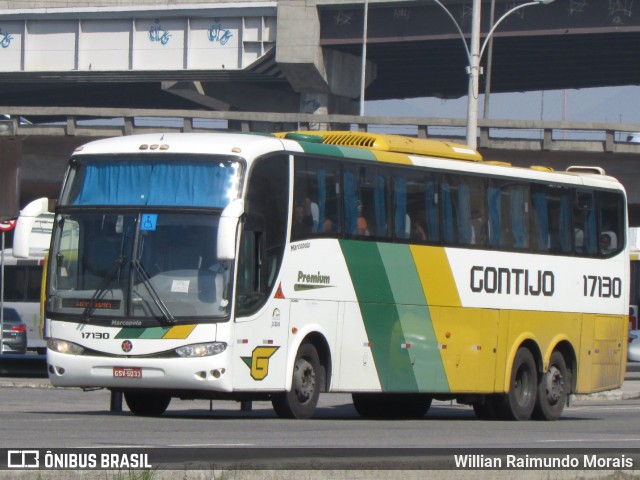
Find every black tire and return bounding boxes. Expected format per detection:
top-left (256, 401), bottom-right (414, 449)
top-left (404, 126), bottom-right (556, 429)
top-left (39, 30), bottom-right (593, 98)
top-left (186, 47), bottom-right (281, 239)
top-left (352, 393), bottom-right (432, 419)
top-left (532, 351), bottom-right (568, 421)
top-left (272, 343), bottom-right (321, 419)
top-left (124, 391), bottom-right (171, 416)
top-left (497, 347), bottom-right (538, 421)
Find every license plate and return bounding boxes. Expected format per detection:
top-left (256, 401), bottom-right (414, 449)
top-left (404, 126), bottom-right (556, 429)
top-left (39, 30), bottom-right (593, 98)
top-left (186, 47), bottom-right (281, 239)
top-left (113, 367), bottom-right (142, 379)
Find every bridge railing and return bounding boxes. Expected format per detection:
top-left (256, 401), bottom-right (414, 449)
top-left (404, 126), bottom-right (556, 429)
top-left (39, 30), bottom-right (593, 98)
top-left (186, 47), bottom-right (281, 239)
top-left (2, 106), bottom-right (640, 154)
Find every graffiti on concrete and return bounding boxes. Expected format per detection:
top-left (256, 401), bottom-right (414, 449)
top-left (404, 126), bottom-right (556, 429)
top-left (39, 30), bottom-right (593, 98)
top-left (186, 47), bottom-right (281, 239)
top-left (149, 20), bottom-right (171, 45)
top-left (208, 20), bottom-right (233, 45)
top-left (0, 28), bottom-right (13, 49)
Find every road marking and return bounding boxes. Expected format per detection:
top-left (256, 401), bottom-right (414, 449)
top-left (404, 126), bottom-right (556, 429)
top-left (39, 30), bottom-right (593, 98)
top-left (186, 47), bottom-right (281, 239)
top-left (89, 443), bottom-right (255, 448)
top-left (168, 443), bottom-right (255, 447)
top-left (539, 438), bottom-right (640, 444)
top-left (569, 405), bottom-right (640, 411)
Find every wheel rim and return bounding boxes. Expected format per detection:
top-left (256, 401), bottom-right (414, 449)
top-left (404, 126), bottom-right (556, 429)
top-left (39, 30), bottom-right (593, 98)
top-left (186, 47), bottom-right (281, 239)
top-left (545, 365), bottom-right (564, 405)
top-left (514, 364), bottom-right (534, 407)
top-left (293, 356), bottom-right (315, 404)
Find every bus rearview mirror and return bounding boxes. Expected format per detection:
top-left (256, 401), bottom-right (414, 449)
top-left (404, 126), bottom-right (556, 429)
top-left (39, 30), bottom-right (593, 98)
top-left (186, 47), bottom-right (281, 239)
top-left (217, 199), bottom-right (244, 260)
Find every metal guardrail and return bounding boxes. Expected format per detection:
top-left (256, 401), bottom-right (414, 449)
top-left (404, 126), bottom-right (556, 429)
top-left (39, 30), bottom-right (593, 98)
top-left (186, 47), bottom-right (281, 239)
top-left (2, 106), bottom-right (640, 154)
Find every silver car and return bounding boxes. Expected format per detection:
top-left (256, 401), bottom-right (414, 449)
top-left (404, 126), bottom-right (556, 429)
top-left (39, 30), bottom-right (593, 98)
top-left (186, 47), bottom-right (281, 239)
top-left (629, 330), bottom-right (640, 363)
top-left (1, 307), bottom-right (27, 354)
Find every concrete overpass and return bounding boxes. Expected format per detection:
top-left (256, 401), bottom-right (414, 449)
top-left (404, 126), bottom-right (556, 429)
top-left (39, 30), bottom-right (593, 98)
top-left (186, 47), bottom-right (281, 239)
top-left (0, 0), bottom-right (639, 115)
top-left (2, 106), bottom-right (640, 225)
top-left (1, 1), bottom-right (640, 222)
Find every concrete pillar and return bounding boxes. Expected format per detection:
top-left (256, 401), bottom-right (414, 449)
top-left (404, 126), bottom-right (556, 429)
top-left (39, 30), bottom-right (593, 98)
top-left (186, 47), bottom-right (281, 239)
top-left (0, 133), bottom-right (21, 221)
top-left (277, 0), bottom-right (373, 119)
top-left (301, 92), bottom-right (328, 130)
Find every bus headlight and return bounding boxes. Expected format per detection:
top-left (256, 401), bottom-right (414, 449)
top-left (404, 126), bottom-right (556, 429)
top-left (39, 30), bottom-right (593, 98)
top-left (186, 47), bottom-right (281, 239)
top-left (175, 342), bottom-right (227, 358)
top-left (47, 338), bottom-right (86, 355)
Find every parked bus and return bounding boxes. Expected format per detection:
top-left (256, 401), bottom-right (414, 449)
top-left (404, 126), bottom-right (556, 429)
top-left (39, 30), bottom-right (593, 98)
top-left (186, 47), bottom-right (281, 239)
top-left (628, 228), bottom-right (640, 332)
top-left (45, 132), bottom-right (628, 420)
top-left (1, 198), bottom-right (53, 353)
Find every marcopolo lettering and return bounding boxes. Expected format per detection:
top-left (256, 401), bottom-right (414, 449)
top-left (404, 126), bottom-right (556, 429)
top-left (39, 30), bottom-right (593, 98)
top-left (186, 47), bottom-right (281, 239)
top-left (470, 266), bottom-right (554, 297)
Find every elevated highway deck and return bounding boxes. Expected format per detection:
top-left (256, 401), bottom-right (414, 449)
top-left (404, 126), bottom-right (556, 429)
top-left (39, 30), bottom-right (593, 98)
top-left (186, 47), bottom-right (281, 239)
top-left (2, 107), bottom-right (640, 224)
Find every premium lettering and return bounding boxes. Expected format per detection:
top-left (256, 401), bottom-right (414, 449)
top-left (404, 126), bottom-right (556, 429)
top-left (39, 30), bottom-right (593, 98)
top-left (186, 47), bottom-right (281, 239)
top-left (297, 270), bottom-right (331, 285)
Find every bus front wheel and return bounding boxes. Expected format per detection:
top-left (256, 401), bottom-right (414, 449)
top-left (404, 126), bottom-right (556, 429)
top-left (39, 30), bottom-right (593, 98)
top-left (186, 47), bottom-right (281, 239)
top-left (124, 391), bottom-right (171, 416)
top-left (532, 351), bottom-right (568, 421)
top-left (498, 347), bottom-right (538, 421)
top-left (272, 343), bottom-right (321, 419)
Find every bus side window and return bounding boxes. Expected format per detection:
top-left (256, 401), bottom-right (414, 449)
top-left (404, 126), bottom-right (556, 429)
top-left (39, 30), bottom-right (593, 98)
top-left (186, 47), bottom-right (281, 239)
top-left (596, 190), bottom-right (625, 256)
top-left (393, 176), bottom-right (409, 240)
top-left (236, 154), bottom-right (289, 315)
top-left (26, 266), bottom-right (42, 301)
top-left (343, 165), bottom-right (389, 239)
top-left (2, 266), bottom-right (25, 301)
top-left (293, 157), bottom-right (341, 239)
top-left (573, 190), bottom-right (597, 255)
top-left (488, 182), bottom-right (529, 250)
top-left (395, 170), bottom-right (440, 243)
top-left (235, 229), bottom-right (265, 315)
top-left (532, 187), bottom-right (571, 254)
top-left (442, 175), bottom-right (485, 246)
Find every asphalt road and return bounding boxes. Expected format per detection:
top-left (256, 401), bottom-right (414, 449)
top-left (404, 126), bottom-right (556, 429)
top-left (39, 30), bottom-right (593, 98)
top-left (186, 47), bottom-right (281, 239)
top-left (1, 384), bottom-right (639, 449)
top-left (0, 378), bottom-right (638, 475)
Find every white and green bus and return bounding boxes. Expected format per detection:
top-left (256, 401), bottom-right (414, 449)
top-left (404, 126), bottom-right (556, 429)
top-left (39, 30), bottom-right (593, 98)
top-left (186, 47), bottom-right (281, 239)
top-left (2, 198), bottom-right (53, 353)
top-left (45, 131), bottom-right (628, 420)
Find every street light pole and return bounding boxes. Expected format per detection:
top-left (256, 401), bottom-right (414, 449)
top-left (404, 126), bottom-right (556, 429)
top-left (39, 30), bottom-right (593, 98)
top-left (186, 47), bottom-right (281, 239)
top-left (360, 0), bottom-right (369, 116)
top-left (466, 0), bottom-right (482, 149)
top-left (431, 0), bottom-right (555, 149)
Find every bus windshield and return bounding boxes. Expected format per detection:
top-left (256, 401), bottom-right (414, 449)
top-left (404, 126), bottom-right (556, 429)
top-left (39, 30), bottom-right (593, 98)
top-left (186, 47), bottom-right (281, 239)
top-left (48, 211), bottom-right (231, 323)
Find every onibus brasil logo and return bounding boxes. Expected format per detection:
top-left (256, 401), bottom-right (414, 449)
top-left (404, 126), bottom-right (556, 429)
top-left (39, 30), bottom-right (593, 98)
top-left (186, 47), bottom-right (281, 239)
top-left (242, 346), bottom-right (280, 380)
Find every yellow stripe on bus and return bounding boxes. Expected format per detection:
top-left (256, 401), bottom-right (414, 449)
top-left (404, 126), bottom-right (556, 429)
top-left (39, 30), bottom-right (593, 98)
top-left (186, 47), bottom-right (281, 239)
top-left (410, 245), bottom-right (461, 307)
top-left (163, 324), bottom-right (197, 339)
top-left (371, 150), bottom-right (413, 165)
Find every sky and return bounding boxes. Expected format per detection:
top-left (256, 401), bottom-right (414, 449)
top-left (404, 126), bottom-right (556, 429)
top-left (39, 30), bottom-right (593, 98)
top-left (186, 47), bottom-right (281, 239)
top-left (366, 85), bottom-right (640, 126)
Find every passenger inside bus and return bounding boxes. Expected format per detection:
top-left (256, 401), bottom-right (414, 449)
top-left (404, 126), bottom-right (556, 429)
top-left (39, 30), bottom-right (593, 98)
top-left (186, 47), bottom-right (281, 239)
top-left (355, 216), bottom-right (369, 236)
top-left (292, 198), bottom-right (314, 238)
top-left (600, 231), bottom-right (617, 254)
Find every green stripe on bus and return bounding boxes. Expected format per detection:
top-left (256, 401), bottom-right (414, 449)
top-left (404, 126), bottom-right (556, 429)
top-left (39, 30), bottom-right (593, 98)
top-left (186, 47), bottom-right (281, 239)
top-left (297, 141), bottom-right (378, 162)
top-left (378, 244), bottom-right (450, 392)
top-left (377, 243), bottom-right (425, 306)
top-left (341, 240), bottom-right (450, 393)
top-left (340, 240), bottom-right (418, 392)
top-left (335, 146), bottom-right (378, 161)
top-left (115, 328), bottom-right (144, 339)
top-left (115, 327), bottom-right (171, 339)
top-left (298, 142), bottom-right (346, 157)
top-left (139, 327), bottom-right (172, 339)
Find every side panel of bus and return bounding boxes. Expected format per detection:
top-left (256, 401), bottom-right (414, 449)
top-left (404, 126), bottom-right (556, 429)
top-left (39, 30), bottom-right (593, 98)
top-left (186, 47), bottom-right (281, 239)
top-left (0, 256), bottom-right (45, 351)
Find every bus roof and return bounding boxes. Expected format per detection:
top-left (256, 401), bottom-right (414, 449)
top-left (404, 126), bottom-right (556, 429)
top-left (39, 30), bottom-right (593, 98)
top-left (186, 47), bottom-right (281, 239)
top-left (276, 131), bottom-right (482, 162)
top-left (72, 132), bottom-right (286, 157)
top-left (71, 131), bottom-right (625, 192)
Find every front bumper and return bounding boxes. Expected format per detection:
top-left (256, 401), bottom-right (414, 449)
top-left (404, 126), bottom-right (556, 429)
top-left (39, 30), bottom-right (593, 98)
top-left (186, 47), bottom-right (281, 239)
top-left (47, 349), bottom-right (233, 392)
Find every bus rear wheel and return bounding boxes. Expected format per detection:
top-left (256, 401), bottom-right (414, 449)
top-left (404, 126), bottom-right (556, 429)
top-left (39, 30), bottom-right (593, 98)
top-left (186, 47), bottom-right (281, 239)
top-left (497, 347), bottom-right (538, 421)
top-left (272, 343), bottom-right (321, 419)
top-left (533, 351), bottom-right (568, 421)
top-left (352, 393), bottom-right (432, 419)
top-left (124, 391), bottom-right (171, 416)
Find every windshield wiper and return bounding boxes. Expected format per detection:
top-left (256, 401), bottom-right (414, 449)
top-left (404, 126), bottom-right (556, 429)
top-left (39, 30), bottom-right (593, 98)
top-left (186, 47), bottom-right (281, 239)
top-left (131, 259), bottom-right (176, 325)
top-left (81, 255), bottom-right (126, 322)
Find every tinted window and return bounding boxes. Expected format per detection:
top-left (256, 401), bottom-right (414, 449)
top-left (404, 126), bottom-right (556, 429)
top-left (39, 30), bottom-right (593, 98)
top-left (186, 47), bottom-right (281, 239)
top-left (488, 181), bottom-right (530, 249)
top-left (293, 156), bottom-right (341, 239)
